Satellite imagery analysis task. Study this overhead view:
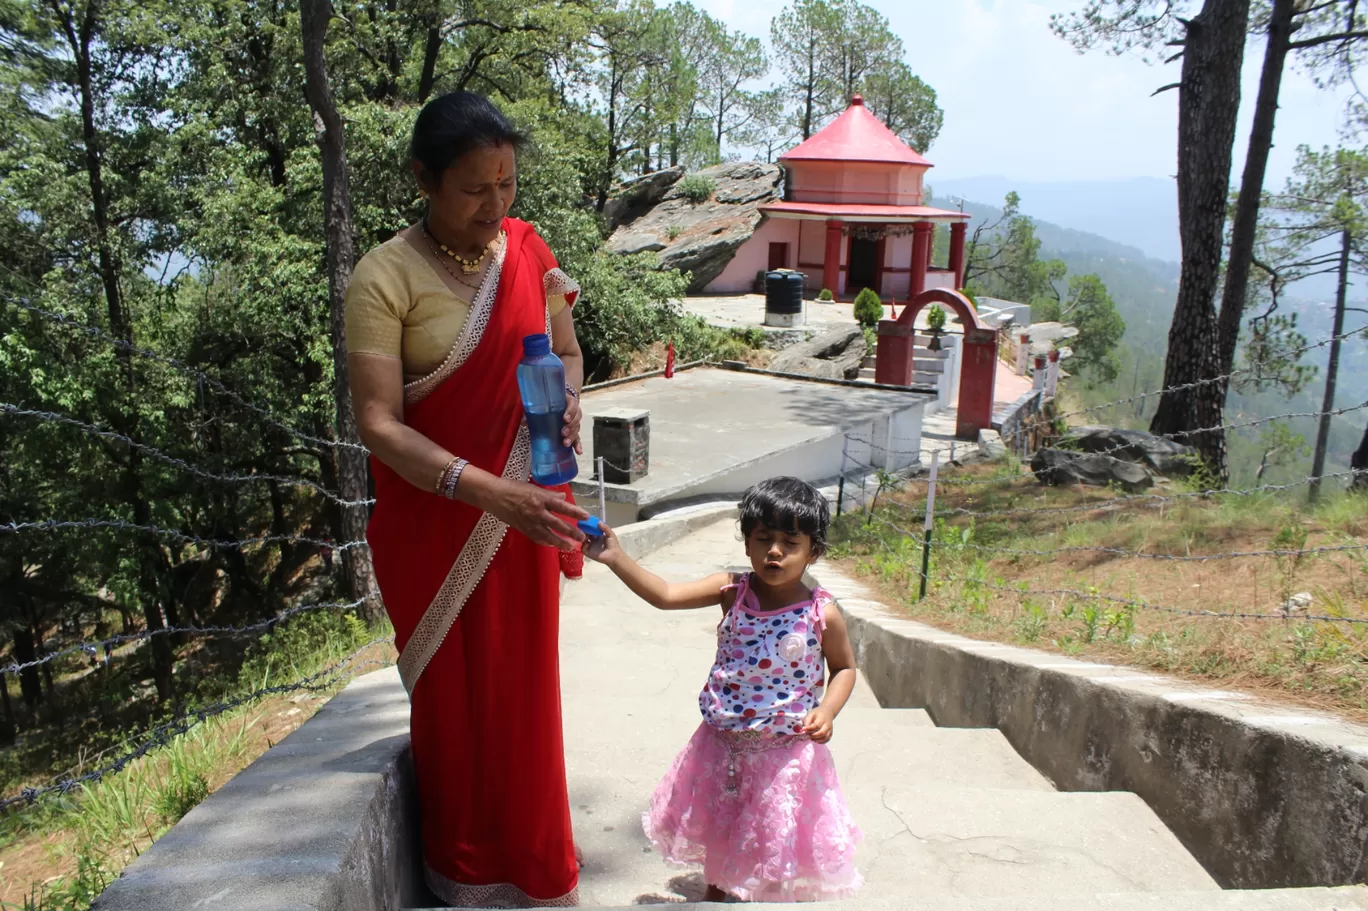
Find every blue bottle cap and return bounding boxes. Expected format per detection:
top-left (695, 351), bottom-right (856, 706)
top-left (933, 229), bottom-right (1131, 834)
top-left (522, 333), bottom-right (551, 356)
top-left (577, 516), bottom-right (604, 537)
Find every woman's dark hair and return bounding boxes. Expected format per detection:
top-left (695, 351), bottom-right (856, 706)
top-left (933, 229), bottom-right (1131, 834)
top-left (739, 477), bottom-right (831, 557)
top-left (410, 92), bottom-right (528, 184)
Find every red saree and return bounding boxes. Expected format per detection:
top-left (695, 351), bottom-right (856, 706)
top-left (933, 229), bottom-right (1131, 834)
top-left (367, 218), bottom-right (578, 907)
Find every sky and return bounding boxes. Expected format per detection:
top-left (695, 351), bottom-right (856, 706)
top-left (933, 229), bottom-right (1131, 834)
top-left (696, 0), bottom-right (1357, 187)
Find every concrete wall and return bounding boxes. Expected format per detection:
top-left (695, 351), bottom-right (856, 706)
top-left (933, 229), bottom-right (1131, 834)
top-left (829, 586), bottom-right (1368, 891)
top-left (705, 218), bottom-right (802, 294)
top-left (787, 160), bottom-right (925, 207)
top-left (91, 668), bottom-right (422, 911)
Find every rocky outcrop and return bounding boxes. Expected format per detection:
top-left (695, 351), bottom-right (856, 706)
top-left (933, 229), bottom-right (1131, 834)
top-left (606, 162), bottom-right (782, 292)
top-left (768, 326), bottom-right (867, 381)
top-left (1060, 426), bottom-right (1196, 477)
top-left (1030, 448), bottom-right (1154, 493)
top-left (602, 166), bottom-right (685, 231)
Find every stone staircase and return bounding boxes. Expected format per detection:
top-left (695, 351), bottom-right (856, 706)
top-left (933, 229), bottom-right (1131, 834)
top-left (416, 517), bottom-right (1368, 910)
top-left (857, 336), bottom-right (949, 386)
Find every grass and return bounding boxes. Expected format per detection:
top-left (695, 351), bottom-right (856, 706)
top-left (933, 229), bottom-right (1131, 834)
top-left (0, 612), bottom-right (395, 910)
top-left (830, 461), bottom-right (1368, 721)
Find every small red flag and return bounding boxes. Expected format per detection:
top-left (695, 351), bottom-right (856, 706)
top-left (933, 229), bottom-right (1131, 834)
top-left (665, 341), bottom-right (676, 378)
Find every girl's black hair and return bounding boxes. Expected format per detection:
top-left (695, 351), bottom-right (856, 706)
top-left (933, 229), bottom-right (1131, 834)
top-left (410, 92), bottom-right (528, 184)
top-left (739, 477), bottom-right (831, 557)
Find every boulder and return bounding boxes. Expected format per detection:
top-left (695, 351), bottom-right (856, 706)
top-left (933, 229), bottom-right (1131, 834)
top-left (605, 162), bottom-right (783, 292)
top-left (602, 166), bottom-right (686, 230)
top-left (1030, 448), bottom-right (1154, 493)
top-left (769, 326), bottom-right (866, 381)
top-left (609, 233), bottom-right (667, 255)
top-left (1061, 426), bottom-right (1197, 477)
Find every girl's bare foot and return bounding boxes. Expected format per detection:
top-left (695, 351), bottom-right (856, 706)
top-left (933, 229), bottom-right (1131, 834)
top-left (703, 884), bottom-right (728, 903)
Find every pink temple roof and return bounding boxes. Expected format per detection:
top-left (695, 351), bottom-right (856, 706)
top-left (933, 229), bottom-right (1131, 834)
top-left (760, 201), bottom-right (969, 221)
top-left (780, 96), bottom-right (933, 167)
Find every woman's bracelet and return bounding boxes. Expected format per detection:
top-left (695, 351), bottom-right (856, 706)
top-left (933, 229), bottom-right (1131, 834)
top-left (435, 457), bottom-right (469, 500)
top-left (565, 383), bottom-right (579, 400)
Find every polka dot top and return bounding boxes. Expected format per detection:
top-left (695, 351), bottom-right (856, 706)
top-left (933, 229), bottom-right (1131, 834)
top-left (699, 573), bottom-right (830, 735)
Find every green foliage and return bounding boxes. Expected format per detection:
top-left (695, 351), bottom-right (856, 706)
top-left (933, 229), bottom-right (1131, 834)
top-left (769, 0), bottom-right (941, 146)
top-left (678, 173), bottom-right (717, 204)
top-left (926, 304), bottom-right (947, 330)
top-left (852, 287), bottom-right (883, 327)
top-left (667, 224), bottom-right (683, 240)
top-left (817, 287), bottom-right (835, 301)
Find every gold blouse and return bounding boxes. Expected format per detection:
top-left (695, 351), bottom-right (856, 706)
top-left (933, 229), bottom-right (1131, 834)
top-left (344, 235), bottom-right (568, 383)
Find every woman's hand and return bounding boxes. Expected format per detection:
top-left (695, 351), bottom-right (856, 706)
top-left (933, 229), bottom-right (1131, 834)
top-left (563, 393), bottom-right (583, 454)
top-left (487, 480), bottom-right (588, 551)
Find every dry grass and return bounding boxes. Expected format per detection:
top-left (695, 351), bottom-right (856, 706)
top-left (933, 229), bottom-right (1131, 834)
top-left (831, 461), bottom-right (1368, 722)
top-left (0, 635), bottom-right (395, 910)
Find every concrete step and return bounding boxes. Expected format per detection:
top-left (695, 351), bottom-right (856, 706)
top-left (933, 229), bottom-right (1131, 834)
top-left (417, 886), bottom-right (1368, 910)
top-left (914, 358), bottom-right (946, 373)
top-left (836, 721), bottom-right (1055, 792)
top-left (852, 783), bottom-right (1219, 898)
top-left (913, 371), bottom-right (943, 385)
top-left (859, 367), bottom-right (877, 380)
top-left (862, 354), bottom-right (878, 369)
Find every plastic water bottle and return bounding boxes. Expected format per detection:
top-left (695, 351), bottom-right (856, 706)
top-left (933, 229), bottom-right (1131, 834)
top-left (516, 333), bottom-right (579, 486)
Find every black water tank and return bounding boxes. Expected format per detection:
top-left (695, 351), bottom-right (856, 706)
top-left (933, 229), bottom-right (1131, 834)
top-left (764, 269), bottom-right (804, 316)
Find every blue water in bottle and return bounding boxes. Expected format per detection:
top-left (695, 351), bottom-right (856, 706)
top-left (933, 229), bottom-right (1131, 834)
top-left (516, 333), bottom-right (579, 486)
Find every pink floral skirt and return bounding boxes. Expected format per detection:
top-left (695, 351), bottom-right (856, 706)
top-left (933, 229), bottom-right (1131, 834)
top-left (642, 722), bottom-right (862, 902)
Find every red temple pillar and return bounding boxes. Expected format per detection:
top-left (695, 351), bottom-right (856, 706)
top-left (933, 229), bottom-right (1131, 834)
top-left (823, 220), bottom-right (844, 298)
top-left (949, 222), bottom-right (967, 289)
top-left (910, 222), bottom-right (932, 296)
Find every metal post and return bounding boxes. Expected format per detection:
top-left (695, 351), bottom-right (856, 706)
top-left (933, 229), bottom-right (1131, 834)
top-left (918, 451), bottom-right (939, 601)
top-left (837, 436), bottom-right (849, 517)
top-left (596, 455), bottom-right (606, 520)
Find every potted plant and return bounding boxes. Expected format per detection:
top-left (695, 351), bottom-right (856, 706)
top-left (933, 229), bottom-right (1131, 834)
top-left (925, 304), bottom-right (947, 351)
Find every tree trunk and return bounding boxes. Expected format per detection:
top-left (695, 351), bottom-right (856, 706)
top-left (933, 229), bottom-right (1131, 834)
top-left (62, 0), bottom-right (175, 700)
top-left (1216, 0), bottom-right (1295, 378)
top-left (11, 626), bottom-right (40, 711)
top-left (1149, 0), bottom-right (1251, 482)
top-left (802, 51), bottom-right (815, 140)
top-left (0, 672), bottom-right (14, 743)
top-left (418, 9), bottom-right (441, 102)
top-left (300, 0), bottom-right (382, 622)
top-left (1309, 228), bottom-right (1350, 502)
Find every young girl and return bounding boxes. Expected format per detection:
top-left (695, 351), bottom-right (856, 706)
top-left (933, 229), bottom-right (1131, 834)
top-left (586, 477), bottom-right (862, 903)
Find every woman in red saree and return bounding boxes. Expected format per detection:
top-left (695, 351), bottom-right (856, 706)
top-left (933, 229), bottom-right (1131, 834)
top-left (346, 92), bottom-right (589, 908)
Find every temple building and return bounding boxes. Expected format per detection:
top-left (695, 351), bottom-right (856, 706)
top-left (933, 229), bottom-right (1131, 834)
top-left (705, 95), bottom-right (971, 299)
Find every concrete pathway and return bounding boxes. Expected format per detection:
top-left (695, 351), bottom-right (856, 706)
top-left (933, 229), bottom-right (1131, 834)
top-left (536, 518), bottom-right (1368, 910)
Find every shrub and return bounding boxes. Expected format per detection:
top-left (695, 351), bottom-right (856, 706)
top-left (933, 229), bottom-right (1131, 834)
top-left (817, 288), bottom-right (834, 301)
top-left (926, 304), bottom-right (947, 330)
top-left (667, 224), bottom-right (683, 240)
top-left (678, 173), bottom-right (716, 204)
top-left (852, 287), bottom-right (884, 328)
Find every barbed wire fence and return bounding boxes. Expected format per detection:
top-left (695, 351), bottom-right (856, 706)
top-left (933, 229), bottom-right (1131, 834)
top-left (829, 427), bottom-right (1366, 630)
top-left (0, 293), bottom-right (394, 816)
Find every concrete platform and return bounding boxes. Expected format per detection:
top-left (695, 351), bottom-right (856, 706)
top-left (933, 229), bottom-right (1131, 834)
top-left (572, 367), bottom-right (932, 525)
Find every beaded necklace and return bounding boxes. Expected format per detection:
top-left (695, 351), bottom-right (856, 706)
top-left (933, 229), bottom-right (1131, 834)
top-left (423, 216), bottom-right (500, 275)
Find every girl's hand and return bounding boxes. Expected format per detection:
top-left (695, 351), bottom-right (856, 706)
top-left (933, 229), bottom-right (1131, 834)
top-left (563, 393), bottom-right (583, 454)
top-left (583, 522), bottom-right (623, 566)
top-left (802, 706), bottom-right (836, 744)
top-left (488, 480), bottom-right (587, 551)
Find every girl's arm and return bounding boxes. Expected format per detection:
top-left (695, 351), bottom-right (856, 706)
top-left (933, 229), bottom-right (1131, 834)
top-left (588, 524), bottom-right (731, 610)
top-left (802, 601), bottom-right (858, 744)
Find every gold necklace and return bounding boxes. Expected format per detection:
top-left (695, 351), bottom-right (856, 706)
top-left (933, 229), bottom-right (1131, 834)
top-left (424, 217), bottom-right (498, 275)
top-left (421, 226), bottom-right (501, 288)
